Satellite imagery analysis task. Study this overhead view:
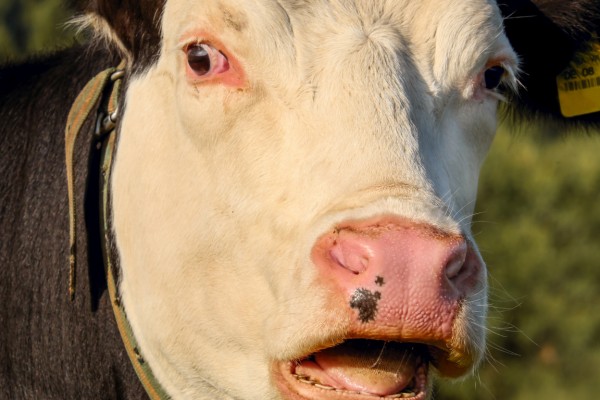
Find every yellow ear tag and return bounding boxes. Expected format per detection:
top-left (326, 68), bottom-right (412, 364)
top-left (556, 43), bottom-right (600, 117)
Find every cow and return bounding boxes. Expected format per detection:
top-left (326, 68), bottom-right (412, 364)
top-left (1, 0), bottom-right (599, 399)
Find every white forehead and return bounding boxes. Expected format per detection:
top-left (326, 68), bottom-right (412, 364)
top-left (161, 0), bottom-right (514, 88)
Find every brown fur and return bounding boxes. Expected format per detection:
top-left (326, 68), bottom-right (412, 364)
top-left (0, 45), bottom-right (147, 399)
top-left (71, 0), bottom-right (165, 73)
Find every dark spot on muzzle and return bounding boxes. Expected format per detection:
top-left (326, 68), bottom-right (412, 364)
top-left (350, 288), bottom-right (381, 323)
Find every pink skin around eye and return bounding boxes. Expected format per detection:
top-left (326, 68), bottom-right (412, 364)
top-left (182, 31), bottom-right (246, 88)
top-left (470, 70), bottom-right (489, 102)
top-left (210, 48), bottom-right (230, 75)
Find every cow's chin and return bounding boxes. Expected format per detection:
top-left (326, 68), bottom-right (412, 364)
top-left (272, 339), bottom-right (466, 400)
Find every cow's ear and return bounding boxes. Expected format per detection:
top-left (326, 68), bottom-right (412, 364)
top-left (499, 0), bottom-right (600, 125)
top-left (72, 0), bottom-right (165, 72)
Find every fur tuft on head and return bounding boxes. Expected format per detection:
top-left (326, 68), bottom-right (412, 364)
top-left (67, 14), bottom-right (130, 61)
top-left (69, 0), bottom-right (165, 73)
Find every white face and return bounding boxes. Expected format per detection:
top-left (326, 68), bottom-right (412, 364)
top-left (110, 0), bottom-right (518, 398)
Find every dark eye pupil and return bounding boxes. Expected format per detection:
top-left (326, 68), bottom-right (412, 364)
top-left (484, 66), bottom-right (505, 90)
top-left (187, 44), bottom-right (211, 75)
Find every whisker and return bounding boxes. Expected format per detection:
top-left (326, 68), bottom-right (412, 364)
top-left (369, 340), bottom-right (387, 368)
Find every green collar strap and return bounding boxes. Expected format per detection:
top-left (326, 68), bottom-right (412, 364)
top-left (65, 64), bottom-right (121, 300)
top-left (65, 64), bottom-right (171, 400)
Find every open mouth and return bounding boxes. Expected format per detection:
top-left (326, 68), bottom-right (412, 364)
top-left (277, 339), bottom-right (431, 399)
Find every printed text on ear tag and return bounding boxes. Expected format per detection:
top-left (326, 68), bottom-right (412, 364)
top-left (557, 43), bottom-right (600, 117)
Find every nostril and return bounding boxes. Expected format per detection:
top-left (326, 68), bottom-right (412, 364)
top-left (445, 243), bottom-right (482, 294)
top-left (329, 234), bottom-right (373, 275)
top-left (445, 242), bottom-right (468, 281)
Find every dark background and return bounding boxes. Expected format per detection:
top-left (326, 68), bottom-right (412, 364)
top-left (1, 1), bottom-right (599, 398)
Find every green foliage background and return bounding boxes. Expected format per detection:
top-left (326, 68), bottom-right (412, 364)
top-left (0, 0), bottom-right (73, 61)
top-left (2, 1), bottom-right (599, 398)
top-left (438, 130), bottom-right (600, 399)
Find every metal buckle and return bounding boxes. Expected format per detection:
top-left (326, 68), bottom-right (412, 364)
top-left (110, 69), bottom-right (125, 82)
top-left (94, 69), bottom-right (125, 138)
top-left (95, 110), bottom-right (119, 138)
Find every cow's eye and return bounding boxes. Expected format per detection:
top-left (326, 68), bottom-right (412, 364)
top-left (186, 43), bottom-right (229, 78)
top-left (483, 66), bottom-right (506, 90)
top-left (187, 44), bottom-right (211, 75)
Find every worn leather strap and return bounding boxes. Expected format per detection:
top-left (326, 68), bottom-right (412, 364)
top-left (65, 63), bottom-right (123, 300)
top-left (65, 62), bottom-right (170, 399)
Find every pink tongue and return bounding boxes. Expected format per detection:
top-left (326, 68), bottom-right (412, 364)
top-left (296, 341), bottom-right (420, 396)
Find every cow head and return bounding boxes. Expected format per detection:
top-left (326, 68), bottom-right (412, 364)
top-left (76, 0), bottom-right (596, 398)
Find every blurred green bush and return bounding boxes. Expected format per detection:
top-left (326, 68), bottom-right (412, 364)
top-left (0, 0), bottom-right (74, 61)
top-left (2, 1), bottom-right (599, 399)
top-left (438, 129), bottom-right (600, 399)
